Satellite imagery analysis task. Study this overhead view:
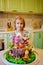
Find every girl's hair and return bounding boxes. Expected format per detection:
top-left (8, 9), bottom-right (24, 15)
top-left (14, 16), bottom-right (25, 30)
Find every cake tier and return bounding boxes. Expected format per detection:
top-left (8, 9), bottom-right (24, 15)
top-left (9, 48), bottom-right (26, 58)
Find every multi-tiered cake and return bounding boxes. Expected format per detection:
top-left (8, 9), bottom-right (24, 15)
top-left (5, 34), bottom-right (36, 64)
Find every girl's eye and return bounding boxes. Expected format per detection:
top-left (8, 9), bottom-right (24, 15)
top-left (20, 23), bottom-right (23, 24)
top-left (17, 23), bottom-right (19, 24)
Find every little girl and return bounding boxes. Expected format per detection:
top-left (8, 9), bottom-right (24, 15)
top-left (14, 16), bottom-right (28, 37)
top-left (10, 16), bottom-right (31, 48)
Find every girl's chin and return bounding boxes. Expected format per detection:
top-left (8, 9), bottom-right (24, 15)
top-left (17, 29), bottom-right (23, 31)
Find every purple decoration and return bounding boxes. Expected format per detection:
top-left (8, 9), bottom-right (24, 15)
top-left (12, 35), bottom-right (21, 45)
top-left (12, 35), bottom-right (28, 45)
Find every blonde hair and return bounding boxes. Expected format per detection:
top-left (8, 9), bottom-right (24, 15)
top-left (14, 16), bottom-right (25, 30)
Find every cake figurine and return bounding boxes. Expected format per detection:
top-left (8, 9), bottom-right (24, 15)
top-left (23, 49), bottom-right (29, 60)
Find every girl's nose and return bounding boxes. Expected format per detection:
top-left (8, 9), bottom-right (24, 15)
top-left (19, 24), bottom-right (21, 26)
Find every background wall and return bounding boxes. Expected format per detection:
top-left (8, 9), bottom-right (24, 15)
top-left (0, 13), bottom-right (43, 31)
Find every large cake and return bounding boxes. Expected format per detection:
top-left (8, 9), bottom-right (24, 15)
top-left (5, 34), bottom-right (36, 64)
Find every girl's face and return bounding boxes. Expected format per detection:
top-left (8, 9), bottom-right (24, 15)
top-left (16, 19), bottom-right (24, 31)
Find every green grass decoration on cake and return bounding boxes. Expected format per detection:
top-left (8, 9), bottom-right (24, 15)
top-left (5, 51), bottom-right (36, 64)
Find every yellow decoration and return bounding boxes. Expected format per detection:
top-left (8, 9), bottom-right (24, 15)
top-left (23, 50), bottom-right (29, 60)
top-left (7, 22), bottom-right (13, 31)
top-left (25, 46), bottom-right (29, 50)
top-left (7, 26), bottom-right (13, 31)
top-left (10, 42), bottom-right (14, 48)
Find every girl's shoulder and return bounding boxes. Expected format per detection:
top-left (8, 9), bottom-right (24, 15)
top-left (23, 30), bottom-right (30, 37)
top-left (23, 30), bottom-right (29, 34)
top-left (23, 30), bottom-right (28, 33)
